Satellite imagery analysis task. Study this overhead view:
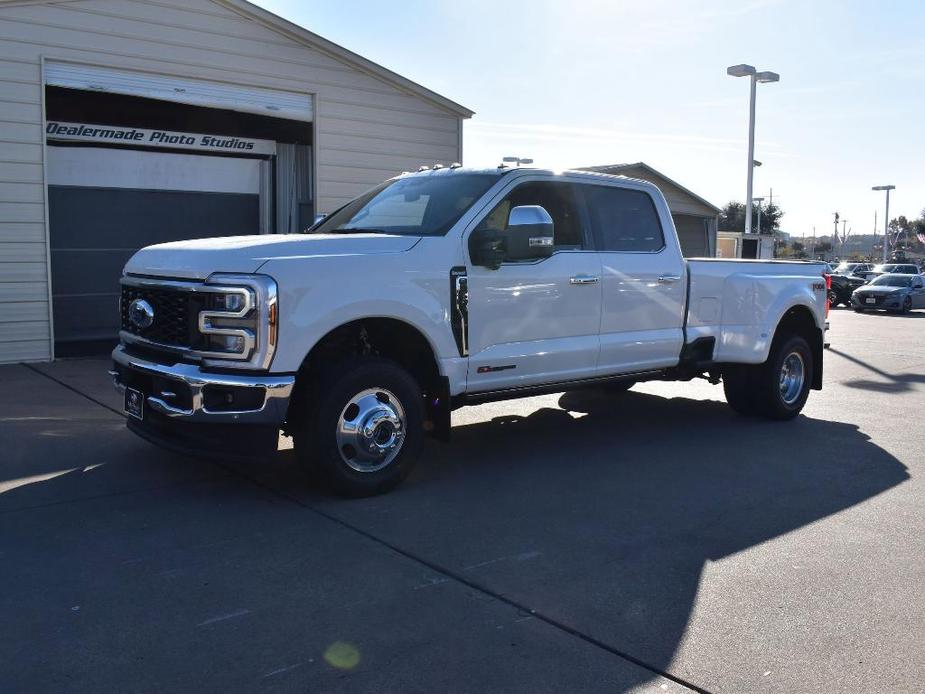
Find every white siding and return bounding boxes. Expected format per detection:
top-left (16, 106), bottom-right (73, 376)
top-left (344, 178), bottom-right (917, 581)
top-left (0, 0), bottom-right (464, 362)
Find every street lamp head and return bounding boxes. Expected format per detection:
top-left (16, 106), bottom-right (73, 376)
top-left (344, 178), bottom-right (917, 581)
top-left (756, 71), bottom-right (780, 83)
top-left (753, 160), bottom-right (762, 167)
top-left (727, 64), bottom-right (756, 77)
top-left (872, 185), bottom-right (895, 191)
top-left (753, 197), bottom-right (765, 203)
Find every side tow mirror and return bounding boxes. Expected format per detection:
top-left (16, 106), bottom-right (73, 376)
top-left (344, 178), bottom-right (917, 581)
top-left (504, 205), bottom-right (555, 262)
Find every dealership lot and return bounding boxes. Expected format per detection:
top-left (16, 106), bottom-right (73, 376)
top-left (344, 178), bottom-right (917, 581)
top-left (2, 308), bottom-right (923, 693)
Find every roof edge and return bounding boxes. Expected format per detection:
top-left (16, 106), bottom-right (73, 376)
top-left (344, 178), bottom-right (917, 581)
top-left (580, 162), bottom-right (722, 214)
top-left (216, 0), bottom-right (474, 118)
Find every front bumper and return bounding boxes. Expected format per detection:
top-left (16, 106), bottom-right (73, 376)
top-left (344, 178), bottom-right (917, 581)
top-left (851, 293), bottom-right (901, 309)
top-left (110, 344), bottom-right (294, 424)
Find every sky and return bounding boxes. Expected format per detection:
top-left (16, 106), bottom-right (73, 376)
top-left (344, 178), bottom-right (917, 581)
top-left (255, 0), bottom-right (924, 239)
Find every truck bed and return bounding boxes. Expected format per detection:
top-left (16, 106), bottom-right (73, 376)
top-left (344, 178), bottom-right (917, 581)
top-left (684, 258), bottom-right (827, 365)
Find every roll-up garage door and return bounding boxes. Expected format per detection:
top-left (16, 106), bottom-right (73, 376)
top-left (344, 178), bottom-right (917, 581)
top-left (45, 62), bottom-right (313, 122)
top-left (48, 146), bottom-right (268, 352)
top-left (672, 214), bottom-right (710, 258)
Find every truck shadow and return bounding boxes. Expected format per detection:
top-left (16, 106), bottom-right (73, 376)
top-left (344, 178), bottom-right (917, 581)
top-left (0, 384), bottom-right (909, 691)
top-left (378, 387), bottom-right (908, 686)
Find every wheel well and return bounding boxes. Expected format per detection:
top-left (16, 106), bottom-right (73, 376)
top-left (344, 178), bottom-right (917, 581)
top-left (286, 318), bottom-right (449, 436)
top-left (773, 305), bottom-right (823, 389)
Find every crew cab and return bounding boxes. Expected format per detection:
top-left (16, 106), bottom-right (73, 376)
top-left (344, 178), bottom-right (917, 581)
top-left (112, 167), bottom-right (827, 496)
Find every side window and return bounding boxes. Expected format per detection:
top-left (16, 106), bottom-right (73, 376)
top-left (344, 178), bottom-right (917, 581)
top-left (475, 181), bottom-right (588, 250)
top-left (585, 185), bottom-right (665, 252)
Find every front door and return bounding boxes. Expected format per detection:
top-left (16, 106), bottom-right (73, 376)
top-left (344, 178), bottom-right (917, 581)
top-left (465, 179), bottom-right (602, 392)
top-left (583, 183), bottom-right (687, 375)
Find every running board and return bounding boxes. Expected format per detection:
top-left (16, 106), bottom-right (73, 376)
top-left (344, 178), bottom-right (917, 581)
top-left (454, 369), bottom-right (667, 407)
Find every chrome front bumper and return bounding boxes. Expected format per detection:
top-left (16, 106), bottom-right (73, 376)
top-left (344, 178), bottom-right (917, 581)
top-left (111, 345), bottom-right (294, 424)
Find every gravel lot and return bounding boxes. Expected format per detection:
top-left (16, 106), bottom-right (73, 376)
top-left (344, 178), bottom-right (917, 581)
top-left (2, 307), bottom-right (923, 693)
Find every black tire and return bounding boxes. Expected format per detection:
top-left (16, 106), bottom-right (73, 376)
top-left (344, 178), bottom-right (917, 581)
top-left (752, 334), bottom-right (813, 420)
top-left (854, 307), bottom-right (865, 313)
top-left (902, 296), bottom-right (912, 314)
top-left (723, 364), bottom-right (759, 416)
top-left (602, 379), bottom-right (636, 393)
top-left (292, 357), bottom-right (424, 497)
top-left (827, 289), bottom-right (841, 308)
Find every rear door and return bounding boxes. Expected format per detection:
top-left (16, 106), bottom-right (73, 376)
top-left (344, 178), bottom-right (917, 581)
top-left (586, 182), bottom-right (688, 375)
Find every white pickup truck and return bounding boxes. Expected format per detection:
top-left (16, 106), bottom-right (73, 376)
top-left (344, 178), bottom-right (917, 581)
top-left (112, 167), bottom-right (828, 496)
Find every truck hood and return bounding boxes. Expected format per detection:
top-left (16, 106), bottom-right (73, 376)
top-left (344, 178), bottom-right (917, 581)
top-left (124, 234), bottom-right (422, 280)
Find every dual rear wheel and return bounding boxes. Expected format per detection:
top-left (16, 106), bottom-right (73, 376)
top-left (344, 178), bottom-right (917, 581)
top-left (723, 334), bottom-right (813, 420)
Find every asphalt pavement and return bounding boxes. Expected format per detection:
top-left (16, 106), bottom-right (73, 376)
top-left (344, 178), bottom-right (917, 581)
top-left (1, 307), bottom-right (923, 693)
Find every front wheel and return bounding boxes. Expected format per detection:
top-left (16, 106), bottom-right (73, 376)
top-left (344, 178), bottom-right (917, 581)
top-left (902, 296), bottom-right (913, 314)
top-left (293, 357), bottom-right (424, 497)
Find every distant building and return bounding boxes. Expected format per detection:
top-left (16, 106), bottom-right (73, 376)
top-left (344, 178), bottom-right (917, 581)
top-left (580, 163), bottom-right (720, 258)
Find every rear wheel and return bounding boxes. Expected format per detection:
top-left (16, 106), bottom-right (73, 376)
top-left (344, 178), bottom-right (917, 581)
top-left (601, 379), bottom-right (636, 393)
top-left (902, 296), bottom-right (913, 314)
top-left (827, 289), bottom-right (841, 308)
top-left (724, 334), bottom-right (813, 420)
top-left (723, 365), bottom-right (758, 416)
top-left (293, 357), bottom-right (424, 497)
top-left (754, 334), bottom-right (813, 420)
top-left (854, 307), bottom-right (865, 313)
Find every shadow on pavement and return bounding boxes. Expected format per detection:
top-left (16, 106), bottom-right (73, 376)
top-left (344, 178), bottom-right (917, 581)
top-left (1, 380), bottom-right (910, 692)
top-left (308, 387), bottom-right (909, 690)
top-left (829, 346), bottom-right (925, 393)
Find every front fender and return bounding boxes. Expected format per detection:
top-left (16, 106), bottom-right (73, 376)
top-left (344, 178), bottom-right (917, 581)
top-left (259, 254), bottom-right (458, 375)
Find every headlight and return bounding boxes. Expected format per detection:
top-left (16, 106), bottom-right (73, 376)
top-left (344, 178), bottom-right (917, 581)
top-left (197, 274), bottom-right (278, 370)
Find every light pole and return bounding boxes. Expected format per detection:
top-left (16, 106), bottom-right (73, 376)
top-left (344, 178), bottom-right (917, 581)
top-left (872, 185), bottom-right (895, 263)
top-left (727, 64), bottom-right (779, 236)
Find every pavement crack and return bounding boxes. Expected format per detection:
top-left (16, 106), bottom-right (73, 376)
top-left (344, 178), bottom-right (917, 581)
top-left (22, 363), bottom-right (125, 418)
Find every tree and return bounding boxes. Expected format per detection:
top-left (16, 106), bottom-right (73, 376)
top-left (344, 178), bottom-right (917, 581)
top-left (718, 200), bottom-right (784, 234)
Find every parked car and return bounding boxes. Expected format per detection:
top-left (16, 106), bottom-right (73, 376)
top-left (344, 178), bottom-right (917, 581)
top-left (851, 274), bottom-right (925, 313)
top-left (859, 263), bottom-right (921, 281)
top-left (828, 271), bottom-right (867, 307)
top-left (833, 262), bottom-right (873, 278)
top-left (111, 166), bottom-right (828, 496)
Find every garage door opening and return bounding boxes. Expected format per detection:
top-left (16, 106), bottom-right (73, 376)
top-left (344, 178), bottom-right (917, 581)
top-left (45, 85), bottom-right (313, 356)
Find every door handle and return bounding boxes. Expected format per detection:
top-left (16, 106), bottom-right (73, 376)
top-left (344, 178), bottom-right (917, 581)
top-left (657, 274), bottom-right (682, 284)
top-left (569, 275), bottom-right (600, 285)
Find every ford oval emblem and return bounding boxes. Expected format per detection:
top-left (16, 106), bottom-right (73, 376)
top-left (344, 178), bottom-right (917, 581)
top-left (129, 298), bottom-right (154, 329)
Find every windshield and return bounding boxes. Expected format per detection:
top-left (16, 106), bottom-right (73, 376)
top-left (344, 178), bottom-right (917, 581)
top-left (870, 275), bottom-right (912, 287)
top-left (311, 173), bottom-right (501, 237)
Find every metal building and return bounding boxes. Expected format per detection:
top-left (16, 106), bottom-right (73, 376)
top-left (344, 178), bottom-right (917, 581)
top-left (580, 163), bottom-right (720, 258)
top-left (0, 0), bottom-right (472, 362)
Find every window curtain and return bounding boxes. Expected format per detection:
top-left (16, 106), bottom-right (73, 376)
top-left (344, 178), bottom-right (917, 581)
top-left (275, 143), bottom-right (312, 233)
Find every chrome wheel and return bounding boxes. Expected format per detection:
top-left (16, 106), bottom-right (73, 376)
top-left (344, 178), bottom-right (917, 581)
top-left (779, 351), bottom-right (805, 405)
top-left (335, 388), bottom-right (406, 473)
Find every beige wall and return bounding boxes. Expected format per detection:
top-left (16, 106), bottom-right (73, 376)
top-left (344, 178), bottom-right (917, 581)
top-left (0, 0), bottom-right (464, 362)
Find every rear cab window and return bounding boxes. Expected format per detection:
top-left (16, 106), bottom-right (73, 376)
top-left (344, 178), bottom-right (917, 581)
top-left (583, 184), bottom-right (665, 252)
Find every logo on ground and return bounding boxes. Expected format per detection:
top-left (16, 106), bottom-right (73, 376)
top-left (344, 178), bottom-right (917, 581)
top-left (129, 299), bottom-right (155, 329)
